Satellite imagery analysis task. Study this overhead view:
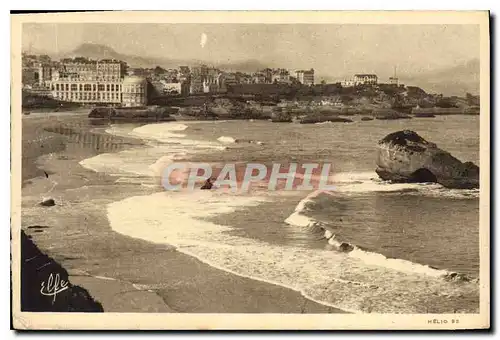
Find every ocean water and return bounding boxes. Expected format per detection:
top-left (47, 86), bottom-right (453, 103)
top-left (79, 115), bottom-right (480, 313)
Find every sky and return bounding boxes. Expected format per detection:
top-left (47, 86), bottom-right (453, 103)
top-left (22, 23), bottom-right (480, 81)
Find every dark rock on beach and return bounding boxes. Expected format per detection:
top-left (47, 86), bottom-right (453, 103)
top-left (338, 242), bottom-right (355, 253)
top-left (88, 106), bottom-right (176, 122)
top-left (413, 112), bottom-right (436, 118)
top-left (373, 109), bottom-right (412, 120)
top-left (300, 115), bottom-right (353, 124)
top-left (375, 130), bottom-right (479, 189)
top-left (39, 198), bottom-right (55, 207)
top-left (443, 272), bottom-right (472, 282)
top-left (20, 230), bottom-right (104, 312)
top-left (361, 116), bottom-right (374, 121)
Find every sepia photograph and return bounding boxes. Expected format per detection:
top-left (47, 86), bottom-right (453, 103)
top-left (10, 11), bottom-right (490, 330)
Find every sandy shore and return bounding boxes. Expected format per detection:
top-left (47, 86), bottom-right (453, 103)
top-left (20, 113), bottom-right (344, 313)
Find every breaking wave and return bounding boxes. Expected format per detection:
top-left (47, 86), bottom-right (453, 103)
top-left (285, 190), bottom-right (476, 283)
top-left (80, 121), bottom-right (479, 313)
top-left (331, 171), bottom-right (479, 199)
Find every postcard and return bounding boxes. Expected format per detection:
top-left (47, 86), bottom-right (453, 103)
top-left (11, 10), bottom-right (490, 330)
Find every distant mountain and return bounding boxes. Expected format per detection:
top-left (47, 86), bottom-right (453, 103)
top-left (53, 43), bottom-right (272, 72)
top-left (400, 59), bottom-right (480, 96)
top-left (60, 43), bottom-right (187, 68)
top-left (216, 59), bottom-right (271, 73)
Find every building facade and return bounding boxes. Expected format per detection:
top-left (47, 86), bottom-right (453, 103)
top-left (389, 77), bottom-right (399, 86)
top-left (341, 79), bottom-right (355, 87)
top-left (353, 74), bottom-right (378, 85)
top-left (50, 79), bottom-right (122, 104)
top-left (271, 69), bottom-right (291, 84)
top-left (49, 58), bottom-right (128, 105)
top-left (121, 76), bottom-right (148, 107)
top-left (189, 75), bottom-right (204, 94)
top-left (252, 73), bottom-right (267, 84)
top-left (295, 69), bottom-right (315, 85)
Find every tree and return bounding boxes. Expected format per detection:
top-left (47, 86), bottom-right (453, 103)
top-left (154, 66), bottom-right (166, 75)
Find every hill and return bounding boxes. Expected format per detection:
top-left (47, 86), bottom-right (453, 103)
top-left (55, 43), bottom-right (270, 72)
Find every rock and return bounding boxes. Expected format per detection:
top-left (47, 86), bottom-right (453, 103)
top-left (200, 179), bottom-right (214, 190)
top-left (39, 198), bottom-right (55, 207)
top-left (413, 112), bottom-right (436, 118)
top-left (443, 272), bottom-right (471, 282)
top-left (361, 116), bottom-right (374, 121)
top-left (20, 230), bottom-right (103, 312)
top-left (300, 116), bottom-right (353, 124)
top-left (373, 109), bottom-right (412, 120)
top-left (375, 130), bottom-right (479, 189)
top-left (88, 107), bottom-right (115, 118)
top-left (339, 242), bottom-right (354, 253)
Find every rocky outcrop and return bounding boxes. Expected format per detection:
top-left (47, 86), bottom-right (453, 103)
top-left (20, 230), bottom-right (104, 312)
top-left (413, 112), bottom-right (436, 118)
top-left (300, 116), bottom-right (353, 124)
top-left (88, 106), bottom-right (176, 121)
top-left (373, 109), bottom-right (412, 120)
top-left (375, 130), bottom-right (479, 189)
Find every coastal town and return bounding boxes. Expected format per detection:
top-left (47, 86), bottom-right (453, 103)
top-left (15, 16), bottom-right (486, 325)
top-left (22, 52), bottom-right (480, 122)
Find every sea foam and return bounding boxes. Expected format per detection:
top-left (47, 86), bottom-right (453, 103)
top-left (284, 190), bottom-right (471, 280)
top-left (91, 121), bottom-right (478, 313)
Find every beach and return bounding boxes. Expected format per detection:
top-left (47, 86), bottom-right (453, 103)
top-left (20, 111), bottom-right (480, 313)
top-left (20, 112), bottom-right (341, 313)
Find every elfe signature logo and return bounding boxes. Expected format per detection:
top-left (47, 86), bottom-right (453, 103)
top-left (40, 273), bottom-right (69, 304)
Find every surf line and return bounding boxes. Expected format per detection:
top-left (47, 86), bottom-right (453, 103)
top-left (284, 189), bottom-right (472, 281)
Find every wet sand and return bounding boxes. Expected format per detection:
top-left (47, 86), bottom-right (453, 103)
top-left (20, 113), bottom-right (344, 313)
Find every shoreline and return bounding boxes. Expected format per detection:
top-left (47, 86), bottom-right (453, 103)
top-left (21, 114), bottom-right (345, 313)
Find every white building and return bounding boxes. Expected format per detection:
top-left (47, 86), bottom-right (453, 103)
top-left (341, 79), bottom-right (355, 87)
top-left (121, 76), bottom-right (148, 107)
top-left (353, 74), bottom-right (378, 85)
top-left (295, 69), bottom-right (315, 85)
top-left (389, 77), bottom-right (399, 86)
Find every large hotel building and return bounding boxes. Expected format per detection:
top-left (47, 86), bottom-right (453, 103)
top-left (49, 58), bottom-right (147, 106)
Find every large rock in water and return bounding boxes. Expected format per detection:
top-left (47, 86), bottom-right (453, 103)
top-left (375, 130), bottom-right (479, 189)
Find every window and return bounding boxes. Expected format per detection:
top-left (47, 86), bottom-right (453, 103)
top-left (56, 84), bottom-right (60, 91)
top-left (93, 84), bottom-right (96, 91)
top-left (79, 84), bottom-right (82, 91)
top-left (111, 84), bottom-right (114, 91)
top-left (84, 84), bottom-right (92, 91)
top-left (71, 84), bottom-right (77, 91)
top-left (106, 84), bottom-right (110, 91)
top-left (65, 84), bottom-right (69, 91)
top-left (98, 84), bottom-right (105, 91)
